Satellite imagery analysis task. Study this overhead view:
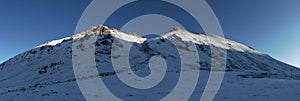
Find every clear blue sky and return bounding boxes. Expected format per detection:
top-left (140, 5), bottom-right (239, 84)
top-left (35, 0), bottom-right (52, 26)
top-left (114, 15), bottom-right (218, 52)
top-left (0, 0), bottom-right (299, 67)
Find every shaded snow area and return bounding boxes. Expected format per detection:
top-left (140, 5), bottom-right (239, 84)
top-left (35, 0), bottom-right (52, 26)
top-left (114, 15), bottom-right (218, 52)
top-left (0, 25), bottom-right (300, 101)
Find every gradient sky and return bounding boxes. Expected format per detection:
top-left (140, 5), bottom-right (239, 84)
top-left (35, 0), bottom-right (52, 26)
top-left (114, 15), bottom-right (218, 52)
top-left (0, 0), bottom-right (299, 67)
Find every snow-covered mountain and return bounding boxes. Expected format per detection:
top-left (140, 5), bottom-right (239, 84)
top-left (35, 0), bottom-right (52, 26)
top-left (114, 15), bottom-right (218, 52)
top-left (0, 25), bottom-right (300, 101)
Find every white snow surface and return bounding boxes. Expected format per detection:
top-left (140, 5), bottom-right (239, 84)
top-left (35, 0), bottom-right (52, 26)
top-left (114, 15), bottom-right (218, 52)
top-left (0, 25), bottom-right (300, 101)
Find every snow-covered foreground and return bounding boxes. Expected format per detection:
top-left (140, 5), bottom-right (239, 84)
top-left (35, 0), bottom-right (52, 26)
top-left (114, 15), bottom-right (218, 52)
top-left (215, 71), bottom-right (300, 101)
top-left (0, 25), bottom-right (299, 101)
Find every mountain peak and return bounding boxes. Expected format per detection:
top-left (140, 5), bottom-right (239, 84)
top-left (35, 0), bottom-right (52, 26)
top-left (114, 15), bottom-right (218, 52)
top-left (1, 25), bottom-right (300, 100)
top-left (38, 25), bottom-right (260, 55)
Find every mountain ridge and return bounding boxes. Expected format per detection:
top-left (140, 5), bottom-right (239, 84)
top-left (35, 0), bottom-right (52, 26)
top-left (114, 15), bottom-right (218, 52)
top-left (1, 25), bottom-right (299, 77)
top-left (1, 25), bottom-right (300, 100)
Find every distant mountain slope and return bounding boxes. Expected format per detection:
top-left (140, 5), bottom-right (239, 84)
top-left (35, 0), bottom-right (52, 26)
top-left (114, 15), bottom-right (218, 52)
top-left (0, 25), bottom-right (300, 101)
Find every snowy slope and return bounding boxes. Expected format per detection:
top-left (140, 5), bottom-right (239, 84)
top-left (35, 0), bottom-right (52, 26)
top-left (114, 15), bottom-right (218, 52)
top-left (0, 25), bottom-right (300, 101)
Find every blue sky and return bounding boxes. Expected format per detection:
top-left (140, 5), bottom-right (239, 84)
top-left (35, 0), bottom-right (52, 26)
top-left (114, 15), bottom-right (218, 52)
top-left (207, 0), bottom-right (300, 67)
top-left (0, 0), bottom-right (299, 67)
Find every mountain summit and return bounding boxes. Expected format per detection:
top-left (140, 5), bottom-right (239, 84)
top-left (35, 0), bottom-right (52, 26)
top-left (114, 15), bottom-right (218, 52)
top-left (1, 25), bottom-right (300, 101)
